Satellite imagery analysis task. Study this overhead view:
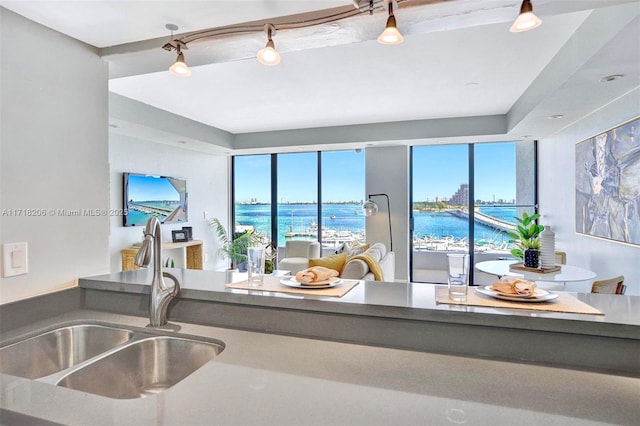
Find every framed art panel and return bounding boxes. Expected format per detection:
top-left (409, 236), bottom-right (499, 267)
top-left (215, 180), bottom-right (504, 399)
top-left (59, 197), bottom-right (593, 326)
top-left (575, 117), bottom-right (640, 245)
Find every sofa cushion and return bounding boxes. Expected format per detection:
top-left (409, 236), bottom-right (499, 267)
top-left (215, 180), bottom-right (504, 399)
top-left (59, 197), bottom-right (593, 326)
top-left (349, 252), bottom-right (384, 280)
top-left (341, 258), bottom-right (368, 279)
top-left (308, 253), bottom-right (347, 275)
top-left (346, 241), bottom-right (369, 258)
top-left (341, 242), bottom-right (393, 281)
top-left (365, 243), bottom-right (387, 262)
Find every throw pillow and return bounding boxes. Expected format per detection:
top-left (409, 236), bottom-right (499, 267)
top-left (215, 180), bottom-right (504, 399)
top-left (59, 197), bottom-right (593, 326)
top-left (333, 242), bottom-right (347, 255)
top-left (346, 241), bottom-right (369, 259)
top-left (308, 252), bottom-right (348, 275)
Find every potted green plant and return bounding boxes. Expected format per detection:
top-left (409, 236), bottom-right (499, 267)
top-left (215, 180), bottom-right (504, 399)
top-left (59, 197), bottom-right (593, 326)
top-left (209, 218), bottom-right (260, 271)
top-left (507, 212), bottom-right (544, 268)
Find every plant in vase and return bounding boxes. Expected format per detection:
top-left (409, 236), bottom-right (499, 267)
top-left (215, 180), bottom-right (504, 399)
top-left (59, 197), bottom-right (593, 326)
top-left (521, 236), bottom-right (541, 268)
top-left (507, 212), bottom-right (544, 268)
top-left (263, 240), bottom-right (277, 274)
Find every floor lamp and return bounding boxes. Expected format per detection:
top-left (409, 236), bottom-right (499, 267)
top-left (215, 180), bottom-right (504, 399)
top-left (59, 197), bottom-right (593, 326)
top-left (363, 193), bottom-right (393, 252)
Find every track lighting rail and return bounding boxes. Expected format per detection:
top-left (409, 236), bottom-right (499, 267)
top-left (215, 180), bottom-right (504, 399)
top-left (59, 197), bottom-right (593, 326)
top-left (163, 5), bottom-right (383, 51)
top-left (163, 0), bottom-right (541, 73)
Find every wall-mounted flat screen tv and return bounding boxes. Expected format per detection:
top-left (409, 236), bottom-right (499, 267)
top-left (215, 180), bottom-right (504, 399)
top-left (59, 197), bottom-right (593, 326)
top-left (123, 173), bottom-right (188, 227)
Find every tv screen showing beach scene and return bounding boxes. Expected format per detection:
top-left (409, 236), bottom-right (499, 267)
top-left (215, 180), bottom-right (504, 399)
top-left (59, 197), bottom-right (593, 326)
top-left (123, 173), bottom-right (188, 227)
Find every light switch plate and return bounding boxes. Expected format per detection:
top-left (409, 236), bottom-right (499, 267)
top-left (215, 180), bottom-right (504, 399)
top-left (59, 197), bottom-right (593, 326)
top-left (3, 242), bottom-right (28, 277)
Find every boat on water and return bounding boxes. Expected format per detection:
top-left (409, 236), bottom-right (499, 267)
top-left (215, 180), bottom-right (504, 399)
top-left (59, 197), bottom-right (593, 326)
top-left (330, 215), bottom-right (336, 219)
top-left (282, 219), bottom-right (365, 248)
top-left (412, 234), bottom-right (511, 253)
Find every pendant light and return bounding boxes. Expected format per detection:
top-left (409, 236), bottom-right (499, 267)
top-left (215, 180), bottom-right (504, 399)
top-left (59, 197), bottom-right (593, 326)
top-left (378, 0), bottom-right (404, 45)
top-left (257, 24), bottom-right (281, 66)
top-left (510, 0), bottom-right (542, 33)
top-left (169, 42), bottom-right (191, 77)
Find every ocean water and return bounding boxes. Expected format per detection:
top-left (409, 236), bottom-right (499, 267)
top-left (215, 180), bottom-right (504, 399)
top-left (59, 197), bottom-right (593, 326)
top-left (235, 203), bottom-right (517, 247)
top-left (125, 200), bottom-right (183, 226)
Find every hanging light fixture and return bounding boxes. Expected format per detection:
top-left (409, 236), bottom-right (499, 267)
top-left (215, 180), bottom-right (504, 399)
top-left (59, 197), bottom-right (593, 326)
top-left (510, 0), bottom-right (542, 33)
top-left (168, 41), bottom-right (192, 76)
top-left (378, 0), bottom-right (404, 45)
top-left (257, 24), bottom-right (281, 66)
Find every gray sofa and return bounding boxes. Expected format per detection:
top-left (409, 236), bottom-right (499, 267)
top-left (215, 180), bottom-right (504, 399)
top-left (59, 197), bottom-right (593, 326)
top-left (341, 242), bottom-right (395, 281)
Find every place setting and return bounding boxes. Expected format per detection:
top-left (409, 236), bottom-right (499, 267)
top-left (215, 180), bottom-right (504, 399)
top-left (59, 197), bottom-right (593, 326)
top-left (475, 276), bottom-right (559, 303)
top-left (281, 267), bottom-right (343, 289)
top-left (435, 255), bottom-right (602, 315)
top-left (226, 265), bottom-right (359, 297)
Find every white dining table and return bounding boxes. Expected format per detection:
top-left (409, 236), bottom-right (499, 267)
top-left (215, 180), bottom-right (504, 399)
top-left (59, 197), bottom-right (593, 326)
top-left (475, 260), bottom-right (597, 284)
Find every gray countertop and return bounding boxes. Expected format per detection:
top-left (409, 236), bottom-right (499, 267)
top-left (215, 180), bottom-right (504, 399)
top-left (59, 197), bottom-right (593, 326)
top-left (1, 310), bottom-right (639, 426)
top-left (80, 269), bottom-right (640, 339)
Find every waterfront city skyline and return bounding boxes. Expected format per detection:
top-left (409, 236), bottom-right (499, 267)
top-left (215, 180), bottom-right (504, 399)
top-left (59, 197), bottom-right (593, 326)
top-left (235, 144), bottom-right (517, 204)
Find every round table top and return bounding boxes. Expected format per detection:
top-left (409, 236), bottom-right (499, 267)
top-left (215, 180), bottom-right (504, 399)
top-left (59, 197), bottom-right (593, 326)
top-left (475, 260), bottom-right (597, 282)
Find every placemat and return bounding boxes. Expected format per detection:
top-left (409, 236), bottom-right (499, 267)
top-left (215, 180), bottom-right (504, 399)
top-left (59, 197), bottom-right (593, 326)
top-left (225, 275), bottom-right (360, 298)
top-left (435, 286), bottom-right (603, 315)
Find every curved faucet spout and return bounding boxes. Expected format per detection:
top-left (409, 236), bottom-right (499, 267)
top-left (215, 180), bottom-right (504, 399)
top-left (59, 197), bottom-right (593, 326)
top-left (135, 217), bottom-right (181, 327)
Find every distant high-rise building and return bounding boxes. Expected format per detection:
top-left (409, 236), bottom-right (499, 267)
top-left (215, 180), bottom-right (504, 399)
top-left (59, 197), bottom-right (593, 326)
top-left (450, 183), bottom-right (469, 206)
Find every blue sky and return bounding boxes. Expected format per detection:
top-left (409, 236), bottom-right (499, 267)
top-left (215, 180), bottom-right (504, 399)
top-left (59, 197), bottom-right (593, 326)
top-left (413, 143), bottom-right (516, 201)
top-left (235, 143), bottom-right (517, 203)
top-left (127, 174), bottom-right (180, 201)
top-left (235, 151), bottom-right (365, 203)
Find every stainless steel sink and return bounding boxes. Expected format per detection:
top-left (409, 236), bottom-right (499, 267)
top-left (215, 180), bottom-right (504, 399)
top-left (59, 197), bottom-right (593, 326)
top-left (0, 325), bottom-right (134, 379)
top-left (57, 336), bottom-right (223, 399)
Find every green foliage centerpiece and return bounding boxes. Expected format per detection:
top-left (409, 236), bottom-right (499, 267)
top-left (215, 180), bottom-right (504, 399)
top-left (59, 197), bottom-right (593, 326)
top-left (209, 218), bottom-right (277, 273)
top-left (507, 212), bottom-right (544, 267)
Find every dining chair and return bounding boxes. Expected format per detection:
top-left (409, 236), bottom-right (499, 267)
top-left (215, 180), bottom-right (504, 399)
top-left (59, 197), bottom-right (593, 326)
top-left (591, 275), bottom-right (626, 294)
top-left (554, 251), bottom-right (567, 265)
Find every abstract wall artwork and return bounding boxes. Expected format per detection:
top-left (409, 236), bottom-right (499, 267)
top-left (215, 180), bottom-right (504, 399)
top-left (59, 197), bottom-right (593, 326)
top-left (575, 117), bottom-right (640, 245)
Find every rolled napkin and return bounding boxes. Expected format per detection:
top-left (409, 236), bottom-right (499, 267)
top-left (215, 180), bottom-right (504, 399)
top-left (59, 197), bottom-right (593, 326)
top-left (295, 266), bottom-right (339, 284)
top-left (491, 276), bottom-right (537, 296)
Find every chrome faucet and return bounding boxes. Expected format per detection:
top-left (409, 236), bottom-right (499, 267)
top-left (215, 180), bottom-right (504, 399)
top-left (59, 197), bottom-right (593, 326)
top-left (134, 217), bottom-right (180, 327)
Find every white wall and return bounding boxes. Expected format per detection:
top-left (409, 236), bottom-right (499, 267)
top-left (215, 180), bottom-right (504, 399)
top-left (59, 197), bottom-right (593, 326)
top-left (108, 134), bottom-right (229, 272)
top-left (538, 88), bottom-right (640, 295)
top-left (0, 8), bottom-right (110, 302)
top-left (366, 146), bottom-right (410, 281)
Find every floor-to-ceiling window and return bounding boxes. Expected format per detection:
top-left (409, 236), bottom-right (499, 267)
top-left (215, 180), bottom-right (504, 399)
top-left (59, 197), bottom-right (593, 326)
top-left (321, 150), bottom-right (366, 250)
top-left (411, 141), bottom-right (536, 284)
top-left (234, 155), bottom-right (272, 241)
top-left (233, 150), bottom-right (366, 251)
top-left (277, 152), bottom-right (318, 246)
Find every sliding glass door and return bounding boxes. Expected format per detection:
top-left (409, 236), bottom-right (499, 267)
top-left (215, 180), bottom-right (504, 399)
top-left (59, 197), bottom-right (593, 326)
top-left (411, 141), bottom-right (537, 284)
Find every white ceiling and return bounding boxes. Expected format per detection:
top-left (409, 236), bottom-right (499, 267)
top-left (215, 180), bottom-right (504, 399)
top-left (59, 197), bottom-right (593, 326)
top-left (2, 0), bottom-right (639, 153)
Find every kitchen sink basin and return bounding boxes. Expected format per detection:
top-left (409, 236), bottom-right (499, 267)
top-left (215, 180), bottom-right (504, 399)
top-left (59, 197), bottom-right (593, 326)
top-left (0, 325), bottom-right (134, 379)
top-left (56, 336), bottom-right (224, 399)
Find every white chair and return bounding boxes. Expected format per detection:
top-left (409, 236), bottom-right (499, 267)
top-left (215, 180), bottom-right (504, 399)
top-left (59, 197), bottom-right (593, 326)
top-left (278, 240), bottom-right (321, 274)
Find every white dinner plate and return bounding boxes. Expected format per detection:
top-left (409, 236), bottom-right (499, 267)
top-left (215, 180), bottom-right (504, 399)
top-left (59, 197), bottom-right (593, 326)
top-left (280, 277), bottom-right (342, 289)
top-left (487, 285), bottom-right (549, 299)
top-left (476, 286), bottom-right (559, 303)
